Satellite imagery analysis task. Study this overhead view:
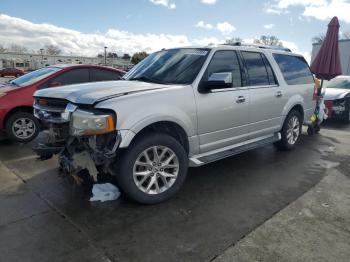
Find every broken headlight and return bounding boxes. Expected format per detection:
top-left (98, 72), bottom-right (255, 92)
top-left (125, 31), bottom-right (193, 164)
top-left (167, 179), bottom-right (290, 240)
top-left (332, 99), bottom-right (346, 113)
top-left (71, 110), bottom-right (116, 136)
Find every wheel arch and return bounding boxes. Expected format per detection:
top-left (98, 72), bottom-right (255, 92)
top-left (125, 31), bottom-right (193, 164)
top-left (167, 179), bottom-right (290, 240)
top-left (4, 106), bottom-right (36, 127)
top-left (289, 104), bottom-right (304, 122)
top-left (120, 121), bottom-right (190, 155)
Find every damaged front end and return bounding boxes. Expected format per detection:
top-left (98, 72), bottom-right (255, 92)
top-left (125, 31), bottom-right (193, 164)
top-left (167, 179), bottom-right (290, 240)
top-left (33, 97), bottom-right (120, 181)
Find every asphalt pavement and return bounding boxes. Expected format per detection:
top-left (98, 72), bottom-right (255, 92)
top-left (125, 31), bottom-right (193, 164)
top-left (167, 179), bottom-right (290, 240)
top-left (1, 121), bottom-right (349, 262)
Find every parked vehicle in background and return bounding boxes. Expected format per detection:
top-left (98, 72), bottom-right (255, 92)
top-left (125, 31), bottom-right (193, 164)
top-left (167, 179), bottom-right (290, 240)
top-left (33, 44), bottom-right (314, 204)
top-left (0, 68), bottom-right (25, 77)
top-left (324, 76), bottom-right (350, 123)
top-left (0, 64), bottom-right (125, 143)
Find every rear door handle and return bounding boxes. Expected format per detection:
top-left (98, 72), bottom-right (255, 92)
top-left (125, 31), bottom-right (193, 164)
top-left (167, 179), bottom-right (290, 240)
top-left (275, 91), bottom-right (283, 98)
top-left (236, 96), bottom-right (246, 103)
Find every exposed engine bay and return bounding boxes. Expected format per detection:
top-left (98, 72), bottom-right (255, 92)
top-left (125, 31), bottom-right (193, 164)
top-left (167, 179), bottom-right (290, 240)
top-left (33, 97), bottom-right (120, 182)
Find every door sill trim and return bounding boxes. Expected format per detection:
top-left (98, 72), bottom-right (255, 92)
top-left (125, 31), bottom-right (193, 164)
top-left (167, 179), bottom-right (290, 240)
top-left (189, 133), bottom-right (281, 167)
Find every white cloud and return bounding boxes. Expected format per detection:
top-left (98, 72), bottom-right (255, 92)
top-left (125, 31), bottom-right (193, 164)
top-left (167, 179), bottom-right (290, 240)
top-left (200, 0), bottom-right (217, 4)
top-left (264, 23), bottom-right (275, 29)
top-left (264, 7), bottom-right (283, 14)
top-left (0, 13), bottom-right (310, 63)
top-left (216, 22), bottom-right (236, 35)
top-left (192, 37), bottom-right (222, 46)
top-left (0, 14), bottom-right (190, 55)
top-left (149, 0), bottom-right (176, 9)
top-left (195, 21), bottom-right (214, 29)
top-left (266, 0), bottom-right (350, 23)
top-left (195, 20), bottom-right (236, 36)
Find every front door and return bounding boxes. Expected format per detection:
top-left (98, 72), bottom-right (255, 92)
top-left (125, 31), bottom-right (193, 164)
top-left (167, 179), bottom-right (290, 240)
top-left (194, 50), bottom-right (251, 153)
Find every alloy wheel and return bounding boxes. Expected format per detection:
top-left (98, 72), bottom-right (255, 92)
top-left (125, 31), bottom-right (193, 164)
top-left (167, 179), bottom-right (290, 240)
top-left (133, 146), bottom-right (179, 195)
top-left (12, 118), bottom-right (36, 139)
top-left (286, 116), bottom-right (300, 145)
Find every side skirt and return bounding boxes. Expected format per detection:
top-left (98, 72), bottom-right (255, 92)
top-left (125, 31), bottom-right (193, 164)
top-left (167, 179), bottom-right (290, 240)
top-left (189, 133), bottom-right (281, 167)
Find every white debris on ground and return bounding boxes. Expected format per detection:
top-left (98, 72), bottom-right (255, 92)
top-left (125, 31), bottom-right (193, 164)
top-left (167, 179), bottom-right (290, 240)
top-left (90, 183), bottom-right (120, 202)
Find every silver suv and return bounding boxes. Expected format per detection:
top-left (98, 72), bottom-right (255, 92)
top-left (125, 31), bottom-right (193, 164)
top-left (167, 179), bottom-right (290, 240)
top-left (33, 44), bottom-right (314, 204)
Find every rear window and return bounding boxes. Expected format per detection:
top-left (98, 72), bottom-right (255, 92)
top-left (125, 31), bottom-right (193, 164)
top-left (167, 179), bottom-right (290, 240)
top-left (273, 54), bottom-right (314, 85)
top-left (91, 68), bottom-right (122, 82)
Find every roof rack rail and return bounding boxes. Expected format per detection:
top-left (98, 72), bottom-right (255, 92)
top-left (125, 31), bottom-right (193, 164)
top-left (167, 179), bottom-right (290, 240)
top-left (223, 42), bottom-right (291, 52)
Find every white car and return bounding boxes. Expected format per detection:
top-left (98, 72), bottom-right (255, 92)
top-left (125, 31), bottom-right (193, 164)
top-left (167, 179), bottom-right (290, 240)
top-left (324, 76), bottom-right (350, 123)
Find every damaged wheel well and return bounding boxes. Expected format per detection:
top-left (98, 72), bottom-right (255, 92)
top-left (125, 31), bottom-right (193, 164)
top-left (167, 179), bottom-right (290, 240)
top-left (131, 121), bottom-right (189, 154)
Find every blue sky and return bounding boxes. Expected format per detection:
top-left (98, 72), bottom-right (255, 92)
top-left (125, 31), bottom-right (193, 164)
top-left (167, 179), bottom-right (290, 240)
top-left (1, 0), bottom-right (350, 61)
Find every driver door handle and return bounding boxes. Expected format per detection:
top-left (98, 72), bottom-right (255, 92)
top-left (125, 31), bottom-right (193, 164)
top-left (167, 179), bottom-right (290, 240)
top-left (275, 91), bottom-right (283, 98)
top-left (236, 96), bottom-right (246, 103)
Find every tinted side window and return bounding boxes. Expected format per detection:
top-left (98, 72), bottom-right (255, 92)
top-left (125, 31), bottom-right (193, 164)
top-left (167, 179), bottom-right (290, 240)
top-left (241, 51), bottom-right (270, 86)
top-left (262, 55), bottom-right (277, 85)
top-left (91, 68), bottom-right (122, 82)
top-left (273, 54), bottom-right (314, 85)
top-left (52, 68), bottom-right (89, 86)
top-left (205, 50), bottom-right (242, 88)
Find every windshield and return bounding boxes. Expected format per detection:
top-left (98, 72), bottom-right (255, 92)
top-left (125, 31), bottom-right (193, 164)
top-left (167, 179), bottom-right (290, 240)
top-left (124, 48), bottom-right (210, 85)
top-left (9, 67), bottom-right (61, 87)
top-left (324, 78), bottom-right (350, 89)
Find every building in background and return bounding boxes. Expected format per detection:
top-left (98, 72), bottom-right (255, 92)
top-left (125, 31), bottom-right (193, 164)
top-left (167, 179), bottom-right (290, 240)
top-left (0, 52), bottom-right (132, 71)
top-left (312, 39), bottom-right (350, 76)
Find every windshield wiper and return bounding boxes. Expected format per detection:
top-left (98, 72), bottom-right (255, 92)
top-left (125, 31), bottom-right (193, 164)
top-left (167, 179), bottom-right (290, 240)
top-left (129, 76), bottom-right (165, 84)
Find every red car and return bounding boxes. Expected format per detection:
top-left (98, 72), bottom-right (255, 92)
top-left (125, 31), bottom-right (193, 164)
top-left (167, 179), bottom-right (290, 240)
top-left (0, 64), bottom-right (125, 143)
top-left (0, 68), bottom-right (25, 77)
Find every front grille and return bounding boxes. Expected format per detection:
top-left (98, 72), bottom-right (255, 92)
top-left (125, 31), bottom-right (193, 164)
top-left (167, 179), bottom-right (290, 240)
top-left (35, 97), bottom-right (69, 111)
top-left (34, 97), bottom-right (71, 123)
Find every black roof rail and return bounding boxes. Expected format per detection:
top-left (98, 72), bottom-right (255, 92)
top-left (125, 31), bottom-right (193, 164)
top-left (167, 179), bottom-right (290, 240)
top-left (223, 42), bottom-right (291, 52)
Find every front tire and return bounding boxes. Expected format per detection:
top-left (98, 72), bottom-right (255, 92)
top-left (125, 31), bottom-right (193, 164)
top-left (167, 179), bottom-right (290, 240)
top-left (5, 112), bottom-right (40, 143)
top-left (115, 133), bottom-right (188, 204)
top-left (275, 110), bottom-right (302, 151)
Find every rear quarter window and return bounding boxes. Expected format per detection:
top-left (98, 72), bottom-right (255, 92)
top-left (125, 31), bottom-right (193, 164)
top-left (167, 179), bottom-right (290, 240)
top-left (273, 54), bottom-right (314, 85)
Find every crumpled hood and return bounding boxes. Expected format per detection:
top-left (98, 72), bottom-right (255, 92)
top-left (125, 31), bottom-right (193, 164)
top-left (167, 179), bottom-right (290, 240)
top-left (33, 80), bottom-right (168, 104)
top-left (324, 88), bottom-right (350, 101)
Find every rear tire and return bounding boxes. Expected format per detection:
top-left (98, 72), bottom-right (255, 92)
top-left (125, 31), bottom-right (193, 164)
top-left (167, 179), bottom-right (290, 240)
top-left (275, 110), bottom-right (302, 151)
top-left (5, 112), bottom-right (40, 143)
top-left (115, 133), bottom-right (188, 204)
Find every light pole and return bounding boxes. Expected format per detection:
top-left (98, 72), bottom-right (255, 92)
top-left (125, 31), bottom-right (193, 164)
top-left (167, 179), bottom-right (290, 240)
top-left (104, 46), bottom-right (108, 65)
top-left (40, 48), bottom-right (44, 67)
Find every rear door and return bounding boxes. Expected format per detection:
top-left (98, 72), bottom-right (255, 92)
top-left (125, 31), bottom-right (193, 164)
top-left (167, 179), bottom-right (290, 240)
top-left (195, 50), bottom-right (251, 153)
top-left (240, 51), bottom-right (286, 138)
top-left (272, 54), bottom-right (315, 120)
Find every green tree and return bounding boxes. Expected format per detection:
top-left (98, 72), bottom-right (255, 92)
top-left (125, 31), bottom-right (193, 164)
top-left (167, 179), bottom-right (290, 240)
top-left (254, 35), bottom-right (283, 46)
top-left (131, 51), bottom-right (148, 65)
top-left (107, 52), bottom-right (118, 58)
top-left (122, 53), bottom-right (131, 60)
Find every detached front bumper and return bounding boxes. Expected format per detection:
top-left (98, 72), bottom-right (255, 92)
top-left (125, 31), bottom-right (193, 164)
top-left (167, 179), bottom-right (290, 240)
top-left (325, 99), bottom-right (349, 120)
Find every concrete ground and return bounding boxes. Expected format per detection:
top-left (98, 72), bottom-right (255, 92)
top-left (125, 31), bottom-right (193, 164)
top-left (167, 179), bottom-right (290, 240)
top-left (0, 108), bottom-right (349, 261)
top-left (214, 121), bottom-right (350, 262)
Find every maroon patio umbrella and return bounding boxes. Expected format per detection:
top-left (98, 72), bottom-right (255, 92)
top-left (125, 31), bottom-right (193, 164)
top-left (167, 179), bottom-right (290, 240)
top-left (310, 16), bottom-right (342, 81)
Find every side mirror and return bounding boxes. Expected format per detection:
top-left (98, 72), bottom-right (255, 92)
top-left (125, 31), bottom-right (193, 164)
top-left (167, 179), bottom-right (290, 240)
top-left (199, 72), bottom-right (232, 93)
top-left (48, 81), bottom-right (62, 87)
